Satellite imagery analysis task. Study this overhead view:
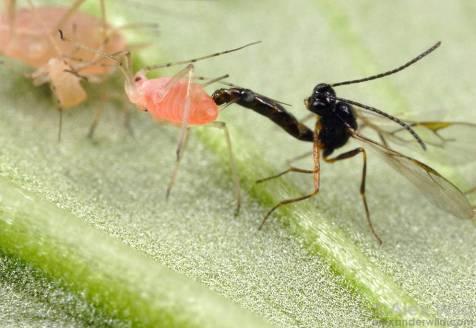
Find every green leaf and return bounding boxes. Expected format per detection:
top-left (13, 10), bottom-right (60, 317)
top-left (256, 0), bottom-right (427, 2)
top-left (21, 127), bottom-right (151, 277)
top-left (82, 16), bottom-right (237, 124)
top-left (1, 0), bottom-right (475, 327)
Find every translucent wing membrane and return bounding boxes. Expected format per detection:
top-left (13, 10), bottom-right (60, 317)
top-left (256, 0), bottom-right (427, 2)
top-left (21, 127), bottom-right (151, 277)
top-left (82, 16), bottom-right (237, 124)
top-left (356, 111), bottom-right (476, 165)
top-left (353, 132), bottom-right (474, 220)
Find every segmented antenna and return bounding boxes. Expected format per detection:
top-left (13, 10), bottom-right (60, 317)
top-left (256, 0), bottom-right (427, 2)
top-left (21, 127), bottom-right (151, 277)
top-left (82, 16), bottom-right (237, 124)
top-left (335, 96), bottom-right (427, 150)
top-left (143, 41), bottom-right (261, 72)
top-left (58, 29), bottom-right (133, 84)
top-left (331, 41), bottom-right (441, 87)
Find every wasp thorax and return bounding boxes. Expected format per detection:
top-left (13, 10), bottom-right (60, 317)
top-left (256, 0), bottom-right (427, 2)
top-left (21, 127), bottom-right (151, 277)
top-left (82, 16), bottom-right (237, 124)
top-left (305, 83), bottom-right (336, 116)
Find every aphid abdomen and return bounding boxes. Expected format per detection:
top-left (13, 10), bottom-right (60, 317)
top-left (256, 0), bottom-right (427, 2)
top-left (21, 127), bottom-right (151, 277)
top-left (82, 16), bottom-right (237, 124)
top-left (142, 78), bottom-right (218, 125)
top-left (48, 58), bottom-right (86, 108)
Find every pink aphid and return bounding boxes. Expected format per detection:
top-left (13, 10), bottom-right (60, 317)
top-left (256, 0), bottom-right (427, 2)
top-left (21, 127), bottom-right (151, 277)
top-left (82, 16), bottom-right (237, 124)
top-left (0, 0), bottom-right (127, 139)
top-left (0, 2), bottom-right (125, 75)
top-left (127, 73), bottom-right (218, 126)
top-left (73, 41), bottom-right (260, 214)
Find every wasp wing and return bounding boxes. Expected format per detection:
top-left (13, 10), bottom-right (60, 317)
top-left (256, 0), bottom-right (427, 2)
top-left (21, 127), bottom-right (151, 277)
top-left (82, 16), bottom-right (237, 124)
top-left (352, 132), bottom-right (474, 220)
top-left (356, 110), bottom-right (476, 165)
top-left (388, 121), bottom-right (476, 164)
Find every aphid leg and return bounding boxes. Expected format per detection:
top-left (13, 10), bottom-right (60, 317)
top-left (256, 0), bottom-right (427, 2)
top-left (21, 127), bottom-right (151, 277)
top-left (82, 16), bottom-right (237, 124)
top-left (324, 148), bottom-right (382, 244)
top-left (166, 128), bottom-right (190, 199)
top-left (87, 106), bottom-right (103, 139)
top-left (165, 65), bottom-right (195, 200)
top-left (87, 91), bottom-right (132, 139)
top-left (58, 108), bottom-right (63, 142)
top-left (123, 106), bottom-right (135, 137)
top-left (49, 82), bottom-right (65, 143)
top-left (258, 123), bottom-right (322, 229)
top-left (209, 121), bottom-right (241, 216)
top-left (48, 82), bottom-right (66, 143)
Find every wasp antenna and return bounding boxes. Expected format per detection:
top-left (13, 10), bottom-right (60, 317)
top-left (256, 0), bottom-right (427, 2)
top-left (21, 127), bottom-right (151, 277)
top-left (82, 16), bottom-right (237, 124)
top-left (336, 96), bottom-right (427, 150)
top-left (331, 41), bottom-right (441, 87)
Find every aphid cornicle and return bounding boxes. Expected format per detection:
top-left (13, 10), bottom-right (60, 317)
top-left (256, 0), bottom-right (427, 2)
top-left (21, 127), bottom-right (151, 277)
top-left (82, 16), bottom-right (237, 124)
top-left (61, 32), bottom-right (261, 215)
top-left (0, 0), bottom-right (127, 140)
top-left (251, 41), bottom-right (474, 244)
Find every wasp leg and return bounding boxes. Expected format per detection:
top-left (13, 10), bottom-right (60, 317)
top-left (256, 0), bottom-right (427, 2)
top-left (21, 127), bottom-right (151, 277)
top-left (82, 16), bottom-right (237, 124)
top-left (324, 147), bottom-right (382, 244)
top-left (259, 122), bottom-right (321, 229)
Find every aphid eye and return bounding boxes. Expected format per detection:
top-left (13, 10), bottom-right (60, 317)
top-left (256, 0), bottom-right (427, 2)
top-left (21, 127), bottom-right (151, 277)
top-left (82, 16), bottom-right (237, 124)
top-left (134, 76), bottom-right (142, 82)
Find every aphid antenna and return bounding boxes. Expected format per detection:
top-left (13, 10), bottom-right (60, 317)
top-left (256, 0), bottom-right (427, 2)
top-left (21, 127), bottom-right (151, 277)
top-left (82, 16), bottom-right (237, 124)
top-left (193, 74), bottom-right (238, 88)
top-left (142, 41), bottom-right (262, 73)
top-left (334, 96), bottom-right (427, 150)
top-left (195, 77), bottom-right (241, 89)
top-left (330, 41), bottom-right (441, 87)
top-left (58, 29), bottom-right (134, 85)
top-left (194, 74), bottom-right (230, 87)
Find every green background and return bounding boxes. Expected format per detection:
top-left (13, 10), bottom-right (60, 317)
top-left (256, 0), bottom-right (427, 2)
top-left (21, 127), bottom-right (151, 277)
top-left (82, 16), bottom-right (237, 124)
top-left (0, 0), bottom-right (475, 327)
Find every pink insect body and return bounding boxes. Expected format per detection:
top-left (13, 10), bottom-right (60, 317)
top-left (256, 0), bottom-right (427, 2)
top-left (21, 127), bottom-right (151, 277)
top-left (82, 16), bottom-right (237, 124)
top-left (76, 41), bottom-right (259, 213)
top-left (46, 57), bottom-right (87, 107)
top-left (0, 2), bottom-right (130, 140)
top-left (127, 75), bottom-right (219, 126)
top-left (0, 6), bottom-right (125, 77)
